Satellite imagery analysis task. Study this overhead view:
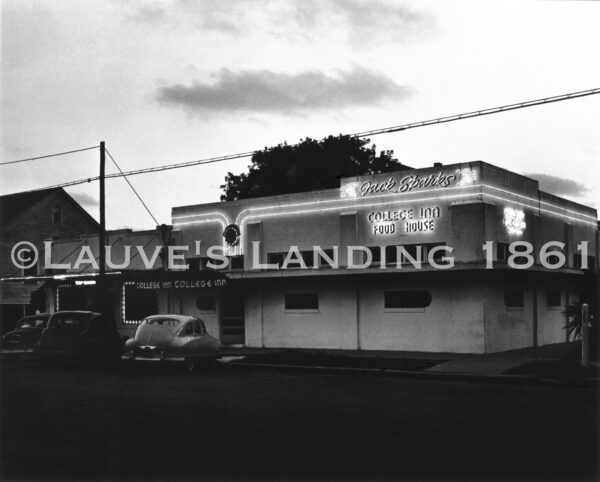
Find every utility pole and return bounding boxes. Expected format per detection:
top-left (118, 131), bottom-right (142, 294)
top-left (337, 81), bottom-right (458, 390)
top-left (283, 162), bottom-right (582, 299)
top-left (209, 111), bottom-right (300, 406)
top-left (99, 141), bottom-right (106, 313)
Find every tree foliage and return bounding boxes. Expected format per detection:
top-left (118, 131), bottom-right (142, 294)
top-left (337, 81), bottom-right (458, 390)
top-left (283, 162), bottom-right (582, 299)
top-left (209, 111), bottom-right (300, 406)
top-left (220, 134), bottom-right (407, 201)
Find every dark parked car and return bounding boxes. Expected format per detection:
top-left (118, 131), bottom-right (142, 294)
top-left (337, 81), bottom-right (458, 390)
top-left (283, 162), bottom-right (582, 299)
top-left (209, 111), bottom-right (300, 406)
top-left (35, 311), bottom-right (122, 365)
top-left (124, 314), bottom-right (220, 372)
top-left (1, 314), bottom-right (51, 352)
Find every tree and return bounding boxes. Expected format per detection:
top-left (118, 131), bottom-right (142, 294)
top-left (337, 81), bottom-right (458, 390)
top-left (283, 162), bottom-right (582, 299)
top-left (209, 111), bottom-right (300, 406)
top-left (563, 302), bottom-right (584, 341)
top-left (220, 134), bottom-right (408, 201)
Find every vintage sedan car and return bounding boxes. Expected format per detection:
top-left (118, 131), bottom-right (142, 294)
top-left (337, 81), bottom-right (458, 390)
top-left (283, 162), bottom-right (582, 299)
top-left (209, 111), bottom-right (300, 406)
top-left (124, 314), bottom-right (220, 372)
top-left (1, 314), bottom-right (51, 352)
top-left (34, 311), bottom-right (122, 365)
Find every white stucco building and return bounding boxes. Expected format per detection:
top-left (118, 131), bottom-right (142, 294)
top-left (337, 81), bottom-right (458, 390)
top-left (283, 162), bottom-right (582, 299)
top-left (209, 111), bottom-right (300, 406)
top-left (166, 160), bottom-right (598, 353)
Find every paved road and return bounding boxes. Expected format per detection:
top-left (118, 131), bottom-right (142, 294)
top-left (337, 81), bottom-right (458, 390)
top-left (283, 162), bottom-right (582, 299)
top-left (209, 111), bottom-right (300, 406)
top-left (1, 360), bottom-right (598, 481)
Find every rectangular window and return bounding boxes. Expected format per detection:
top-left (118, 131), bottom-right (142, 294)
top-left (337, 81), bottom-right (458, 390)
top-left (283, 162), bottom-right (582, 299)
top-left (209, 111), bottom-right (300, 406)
top-left (52, 206), bottom-right (62, 224)
top-left (547, 291), bottom-right (561, 309)
top-left (396, 244), bottom-right (423, 266)
top-left (300, 251), bottom-right (313, 268)
top-left (496, 242), bottom-right (509, 261)
top-left (195, 295), bottom-right (216, 312)
top-left (284, 293), bottom-right (319, 311)
top-left (123, 283), bottom-right (159, 324)
top-left (188, 258), bottom-right (202, 272)
top-left (574, 254), bottom-right (596, 270)
top-left (367, 246), bottom-right (382, 266)
top-left (384, 290), bottom-right (431, 312)
top-left (267, 252), bottom-right (285, 269)
top-left (229, 255), bottom-right (244, 270)
top-left (385, 246), bottom-right (397, 265)
top-left (504, 289), bottom-right (524, 310)
top-left (314, 248), bottom-right (336, 268)
top-left (424, 243), bottom-right (447, 263)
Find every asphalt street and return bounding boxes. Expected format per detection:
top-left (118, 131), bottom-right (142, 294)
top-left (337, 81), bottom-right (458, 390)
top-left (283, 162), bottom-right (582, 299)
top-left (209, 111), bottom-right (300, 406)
top-left (1, 360), bottom-right (598, 481)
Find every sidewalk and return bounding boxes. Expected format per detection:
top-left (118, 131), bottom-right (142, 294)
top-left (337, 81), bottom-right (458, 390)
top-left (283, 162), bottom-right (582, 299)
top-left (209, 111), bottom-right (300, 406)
top-left (427, 342), bottom-right (580, 375)
top-left (219, 342), bottom-right (600, 386)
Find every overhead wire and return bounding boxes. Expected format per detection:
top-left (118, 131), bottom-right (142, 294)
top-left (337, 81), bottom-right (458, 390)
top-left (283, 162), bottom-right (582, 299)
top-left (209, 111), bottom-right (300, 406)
top-left (4, 87), bottom-right (600, 193)
top-left (0, 145), bottom-right (99, 166)
top-left (105, 148), bottom-right (160, 226)
top-left (352, 88), bottom-right (600, 137)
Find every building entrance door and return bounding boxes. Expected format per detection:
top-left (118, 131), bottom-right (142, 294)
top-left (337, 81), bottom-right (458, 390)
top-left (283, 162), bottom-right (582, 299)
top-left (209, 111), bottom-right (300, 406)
top-left (221, 288), bottom-right (245, 345)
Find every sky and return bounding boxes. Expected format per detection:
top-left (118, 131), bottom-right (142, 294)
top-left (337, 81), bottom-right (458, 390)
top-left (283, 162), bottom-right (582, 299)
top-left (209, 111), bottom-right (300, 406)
top-left (1, 0), bottom-right (599, 230)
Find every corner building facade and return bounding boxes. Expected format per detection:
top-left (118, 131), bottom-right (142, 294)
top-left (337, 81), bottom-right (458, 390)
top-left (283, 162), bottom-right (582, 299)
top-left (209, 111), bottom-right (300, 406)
top-left (172, 161), bottom-right (598, 354)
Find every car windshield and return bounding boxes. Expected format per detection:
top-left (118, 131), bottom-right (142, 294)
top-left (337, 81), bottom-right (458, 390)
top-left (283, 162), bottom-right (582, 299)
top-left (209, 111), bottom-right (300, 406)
top-left (17, 317), bottom-right (48, 329)
top-left (49, 313), bottom-right (91, 329)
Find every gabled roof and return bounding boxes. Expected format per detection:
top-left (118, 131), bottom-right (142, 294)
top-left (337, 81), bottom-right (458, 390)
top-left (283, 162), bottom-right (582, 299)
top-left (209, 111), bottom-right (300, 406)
top-left (0, 188), bottom-right (99, 229)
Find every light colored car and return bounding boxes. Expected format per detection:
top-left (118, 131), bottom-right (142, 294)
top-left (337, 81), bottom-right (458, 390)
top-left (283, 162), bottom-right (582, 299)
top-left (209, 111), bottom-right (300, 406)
top-left (123, 314), bottom-right (220, 372)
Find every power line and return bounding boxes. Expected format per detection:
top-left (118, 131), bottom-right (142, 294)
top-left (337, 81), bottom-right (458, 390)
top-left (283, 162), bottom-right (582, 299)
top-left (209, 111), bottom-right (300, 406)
top-left (28, 150), bottom-right (257, 191)
top-left (11, 87), bottom-right (600, 193)
top-left (353, 88), bottom-right (600, 137)
top-left (0, 145), bottom-right (98, 166)
top-left (105, 148), bottom-right (160, 226)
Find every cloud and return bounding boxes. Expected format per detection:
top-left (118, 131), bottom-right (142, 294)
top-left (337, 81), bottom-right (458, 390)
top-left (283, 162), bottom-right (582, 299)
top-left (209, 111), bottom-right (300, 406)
top-left (526, 173), bottom-right (590, 198)
top-left (69, 192), bottom-right (99, 208)
top-left (155, 67), bottom-right (412, 115)
top-left (126, 0), bottom-right (433, 46)
top-left (326, 0), bottom-right (434, 45)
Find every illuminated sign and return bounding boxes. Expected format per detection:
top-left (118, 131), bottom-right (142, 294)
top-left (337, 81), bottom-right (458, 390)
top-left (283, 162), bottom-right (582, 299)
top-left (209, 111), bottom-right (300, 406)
top-left (132, 279), bottom-right (227, 290)
top-left (341, 167), bottom-right (478, 199)
top-left (75, 280), bottom-right (96, 286)
top-left (368, 206), bottom-right (440, 235)
top-left (503, 207), bottom-right (526, 236)
top-left (223, 224), bottom-right (241, 246)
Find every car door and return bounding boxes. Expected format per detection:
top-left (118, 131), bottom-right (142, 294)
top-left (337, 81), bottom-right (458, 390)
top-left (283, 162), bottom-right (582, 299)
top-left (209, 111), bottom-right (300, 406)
top-left (191, 319), bottom-right (216, 354)
top-left (42, 315), bottom-right (83, 352)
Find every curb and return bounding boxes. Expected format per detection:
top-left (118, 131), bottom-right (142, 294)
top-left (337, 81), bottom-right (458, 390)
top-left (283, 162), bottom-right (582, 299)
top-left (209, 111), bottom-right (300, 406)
top-left (218, 359), bottom-right (584, 387)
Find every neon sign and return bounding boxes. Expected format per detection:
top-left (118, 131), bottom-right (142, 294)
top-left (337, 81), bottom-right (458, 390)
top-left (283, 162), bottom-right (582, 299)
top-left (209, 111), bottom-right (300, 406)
top-left (340, 167), bottom-right (479, 199)
top-left (504, 207), bottom-right (526, 236)
top-left (357, 172), bottom-right (458, 197)
top-left (368, 206), bottom-right (441, 235)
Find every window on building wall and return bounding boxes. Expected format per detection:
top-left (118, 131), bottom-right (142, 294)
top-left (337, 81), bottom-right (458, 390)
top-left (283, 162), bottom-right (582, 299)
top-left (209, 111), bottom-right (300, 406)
top-left (545, 251), bottom-right (563, 266)
top-left (229, 256), bottom-right (244, 270)
top-left (123, 284), bottom-right (158, 323)
top-left (52, 206), bottom-right (62, 224)
top-left (57, 285), bottom-right (87, 310)
top-left (284, 293), bottom-right (319, 311)
top-left (396, 245), bottom-right (423, 265)
top-left (299, 251), bottom-right (313, 268)
top-left (386, 246), bottom-right (397, 265)
top-left (384, 291), bottom-right (431, 310)
top-left (496, 243), bottom-right (509, 261)
top-left (267, 252), bottom-right (285, 269)
top-left (366, 245), bottom-right (423, 267)
top-left (424, 243), bottom-right (447, 263)
top-left (573, 253), bottom-right (596, 271)
top-left (504, 289), bottom-right (524, 310)
top-left (547, 291), bottom-right (562, 309)
top-left (314, 248), bottom-right (335, 268)
top-left (366, 247), bottom-right (381, 266)
top-left (196, 295), bottom-right (216, 312)
top-left (188, 258), bottom-right (202, 271)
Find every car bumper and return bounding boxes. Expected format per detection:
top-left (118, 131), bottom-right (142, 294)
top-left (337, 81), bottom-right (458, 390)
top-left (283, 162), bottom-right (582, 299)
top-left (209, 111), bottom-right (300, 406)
top-left (122, 354), bottom-right (186, 362)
